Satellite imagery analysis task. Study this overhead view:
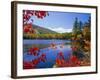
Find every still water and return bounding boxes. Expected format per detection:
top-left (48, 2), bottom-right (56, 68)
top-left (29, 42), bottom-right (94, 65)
top-left (23, 39), bottom-right (72, 68)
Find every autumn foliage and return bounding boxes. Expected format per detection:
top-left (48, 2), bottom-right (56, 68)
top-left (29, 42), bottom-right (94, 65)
top-left (23, 47), bottom-right (47, 69)
top-left (23, 10), bottom-right (48, 24)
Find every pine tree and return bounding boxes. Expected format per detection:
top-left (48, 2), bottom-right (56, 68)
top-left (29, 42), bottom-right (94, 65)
top-left (79, 21), bottom-right (83, 30)
top-left (73, 17), bottom-right (78, 34)
top-left (88, 16), bottom-right (91, 28)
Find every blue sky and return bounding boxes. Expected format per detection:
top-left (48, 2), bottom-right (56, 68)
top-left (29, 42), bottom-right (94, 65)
top-left (28, 11), bottom-right (90, 33)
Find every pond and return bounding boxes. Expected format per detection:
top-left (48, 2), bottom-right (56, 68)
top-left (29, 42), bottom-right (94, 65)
top-left (23, 39), bottom-right (73, 69)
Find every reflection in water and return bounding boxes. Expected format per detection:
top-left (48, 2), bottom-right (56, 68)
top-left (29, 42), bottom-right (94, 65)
top-left (23, 39), bottom-right (72, 69)
top-left (23, 39), bottom-right (90, 69)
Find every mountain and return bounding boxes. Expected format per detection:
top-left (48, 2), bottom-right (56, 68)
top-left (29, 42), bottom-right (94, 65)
top-left (32, 24), bottom-right (57, 34)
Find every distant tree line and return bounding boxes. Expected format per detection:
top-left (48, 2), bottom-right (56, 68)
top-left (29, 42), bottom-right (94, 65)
top-left (23, 33), bottom-right (72, 39)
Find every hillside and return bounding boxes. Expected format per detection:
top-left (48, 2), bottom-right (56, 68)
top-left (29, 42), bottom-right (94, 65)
top-left (32, 24), bottom-right (57, 34)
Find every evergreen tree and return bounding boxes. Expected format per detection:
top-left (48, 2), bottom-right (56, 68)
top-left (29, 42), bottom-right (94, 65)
top-left (88, 16), bottom-right (91, 28)
top-left (73, 17), bottom-right (78, 34)
top-left (79, 21), bottom-right (83, 30)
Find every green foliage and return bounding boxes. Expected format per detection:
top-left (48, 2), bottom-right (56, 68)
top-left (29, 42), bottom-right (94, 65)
top-left (72, 17), bottom-right (91, 60)
top-left (73, 17), bottom-right (83, 35)
top-left (23, 33), bottom-right (72, 39)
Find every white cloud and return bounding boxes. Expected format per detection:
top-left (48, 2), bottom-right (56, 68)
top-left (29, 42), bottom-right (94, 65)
top-left (47, 27), bottom-right (72, 33)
